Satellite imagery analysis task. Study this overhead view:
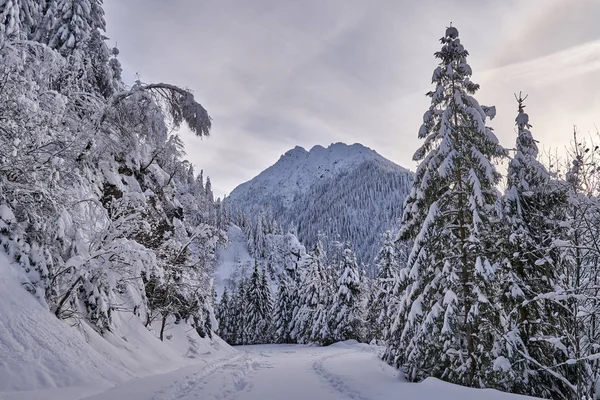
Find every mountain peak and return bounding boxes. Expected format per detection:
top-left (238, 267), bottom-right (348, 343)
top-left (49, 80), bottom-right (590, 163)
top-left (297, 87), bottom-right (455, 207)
top-left (310, 142), bottom-right (368, 154)
top-left (282, 145), bottom-right (308, 158)
top-left (227, 142), bottom-right (414, 261)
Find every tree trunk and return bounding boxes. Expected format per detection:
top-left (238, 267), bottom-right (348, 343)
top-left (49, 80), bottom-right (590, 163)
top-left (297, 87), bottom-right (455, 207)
top-left (160, 313), bottom-right (168, 341)
top-left (54, 276), bottom-right (83, 319)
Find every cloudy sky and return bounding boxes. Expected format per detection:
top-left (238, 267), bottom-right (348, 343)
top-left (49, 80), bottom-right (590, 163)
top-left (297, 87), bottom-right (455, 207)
top-left (104, 0), bottom-right (600, 198)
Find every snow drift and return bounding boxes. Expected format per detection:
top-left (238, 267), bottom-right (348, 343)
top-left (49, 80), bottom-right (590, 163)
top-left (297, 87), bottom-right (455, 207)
top-left (0, 253), bottom-right (235, 399)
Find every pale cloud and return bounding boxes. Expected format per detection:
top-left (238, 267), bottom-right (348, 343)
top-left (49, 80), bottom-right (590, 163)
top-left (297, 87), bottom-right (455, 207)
top-left (104, 0), bottom-right (599, 198)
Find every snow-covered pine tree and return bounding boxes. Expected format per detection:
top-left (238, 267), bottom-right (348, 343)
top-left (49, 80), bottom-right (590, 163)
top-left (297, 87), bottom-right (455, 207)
top-left (257, 267), bottom-right (273, 343)
top-left (0, 0), bottom-right (20, 39)
top-left (244, 262), bottom-right (272, 344)
top-left (383, 237), bottom-right (413, 367)
top-left (230, 278), bottom-right (248, 345)
top-left (244, 262), bottom-right (260, 343)
top-left (388, 25), bottom-right (507, 386)
top-left (364, 280), bottom-right (379, 344)
top-left (46, 0), bottom-right (105, 54)
top-left (550, 132), bottom-right (600, 400)
top-left (247, 209), bottom-right (266, 258)
top-left (293, 240), bottom-right (332, 344)
top-left (494, 95), bottom-right (566, 396)
top-left (18, 0), bottom-right (41, 39)
top-left (330, 246), bottom-right (363, 342)
top-left (272, 275), bottom-right (297, 343)
top-left (367, 231), bottom-right (399, 343)
top-left (32, 0), bottom-right (56, 43)
top-left (216, 287), bottom-right (233, 343)
top-left (0, 0), bottom-right (41, 41)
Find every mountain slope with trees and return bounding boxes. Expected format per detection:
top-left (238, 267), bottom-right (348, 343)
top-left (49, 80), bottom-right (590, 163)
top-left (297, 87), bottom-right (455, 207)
top-left (227, 142), bottom-right (413, 263)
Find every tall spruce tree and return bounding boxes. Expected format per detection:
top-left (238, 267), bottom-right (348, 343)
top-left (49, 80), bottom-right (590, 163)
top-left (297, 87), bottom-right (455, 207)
top-left (245, 262), bottom-right (272, 344)
top-left (257, 267), bottom-right (273, 343)
top-left (216, 288), bottom-right (233, 343)
top-left (383, 238), bottom-right (413, 367)
top-left (272, 276), bottom-right (296, 343)
top-left (293, 241), bottom-right (332, 344)
top-left (18, 0), bottom-right (40, 39)
top-left (46, 0), bottom-right (105, 54)
top-left (388, 25), bottom-right (507, 386)
top-left (370, 231), bottom-right (398, 343)
top-left (245, 262), bottom-right (262, 344)
top-left (364, 281), bottom-right (380, 344)
top-left (0, 0), bottom-right (20, 39)
top-left (496, 95), bottom-right (565, 396)
top-left (231, 279), bottom-right (248, 345)
top-left (330, 247), bottom-right (362, 342)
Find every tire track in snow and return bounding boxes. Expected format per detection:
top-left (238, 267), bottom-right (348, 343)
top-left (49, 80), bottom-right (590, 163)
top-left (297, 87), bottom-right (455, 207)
top-left (312, 349), bottom-right (372, 400)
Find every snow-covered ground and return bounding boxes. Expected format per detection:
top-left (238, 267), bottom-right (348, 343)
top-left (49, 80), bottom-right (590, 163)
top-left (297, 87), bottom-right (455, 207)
top-left (11, 341), bottom-right (538, 400)
top-left (0, 253), bottom-right (235, 400)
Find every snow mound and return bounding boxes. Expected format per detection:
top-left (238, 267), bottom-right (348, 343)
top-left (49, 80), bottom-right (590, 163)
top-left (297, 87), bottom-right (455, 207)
top-left (0, 253), bottom-right (124, 392)
top-left (329, 339), bottom-right (360, 347)
top-left (0, 253), bottom-right (236, 399)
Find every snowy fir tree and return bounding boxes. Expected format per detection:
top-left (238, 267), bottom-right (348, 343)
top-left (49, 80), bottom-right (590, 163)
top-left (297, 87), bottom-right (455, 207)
top-left (257, 266), bottom-right (274, 343)
top-left (45, 0), bottom-right (105, 54)
top-left (494, 95), bottom-right (567, 397)
top-left (364, 281), bottom-right (380, 344)
top-left (367, 231), bottom-right (399, 343)
top-left (244, 262), bottom-right (262, 344)
top-left (272, 275), bottom-right (298, 343)
top-left (293, 241), bottom-right (334, 345)
top-left (0, 0), bottom-right (20, 39)
top-left (244, 262), bottom-right (273, 344)
top-left (216, 287), bottom-right (234, 344)
top-left (388, 25), bottom-right (507, 386)
top-left (382, 237), bottom-right (413, 366)
top-left (233, 278), bottom-right (250, 345)
top-left (330, 247), bottom-right (363, 342)
top-left (550, 133), bottom-right (600, 399)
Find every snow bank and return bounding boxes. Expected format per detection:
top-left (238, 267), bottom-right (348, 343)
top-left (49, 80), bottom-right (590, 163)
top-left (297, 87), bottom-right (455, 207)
top-left (0, 253), bottom-right (125, 393)
top-left (0, 253), bottom-right (235, 399)
top-left (322, 341), bottom-right (539, 400)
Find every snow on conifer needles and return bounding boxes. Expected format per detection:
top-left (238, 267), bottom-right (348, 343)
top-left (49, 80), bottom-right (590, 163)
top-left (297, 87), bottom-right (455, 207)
top-left (384, 26), bottom-right (600, 399)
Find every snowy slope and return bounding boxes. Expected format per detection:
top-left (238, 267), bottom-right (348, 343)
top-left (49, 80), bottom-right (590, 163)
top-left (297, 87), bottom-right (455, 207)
top-left (227, 142), bottom-right (413, 262)
top-left (230, 143), bottom-right (408, 209)
top-left (214, 225), bottom-right (255, 296)
top-left (0, 253), bottom-right (236, 400)
top-left (214, 224), bottom-right (307, 296)
top-left (0, 253), bottom-right (124, 394)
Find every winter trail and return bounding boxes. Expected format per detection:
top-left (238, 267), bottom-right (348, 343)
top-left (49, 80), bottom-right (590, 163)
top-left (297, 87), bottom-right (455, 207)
top-left (81, 342), bottom-right (537, 400)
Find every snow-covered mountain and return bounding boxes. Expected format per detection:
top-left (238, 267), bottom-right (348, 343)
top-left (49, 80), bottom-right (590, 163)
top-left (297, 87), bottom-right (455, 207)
top-left (227, 143), bottom-right (413, 263)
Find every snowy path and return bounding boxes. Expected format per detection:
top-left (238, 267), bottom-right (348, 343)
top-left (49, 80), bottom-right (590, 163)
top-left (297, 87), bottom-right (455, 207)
top-left (80, 342), bottom-right (536, 400)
